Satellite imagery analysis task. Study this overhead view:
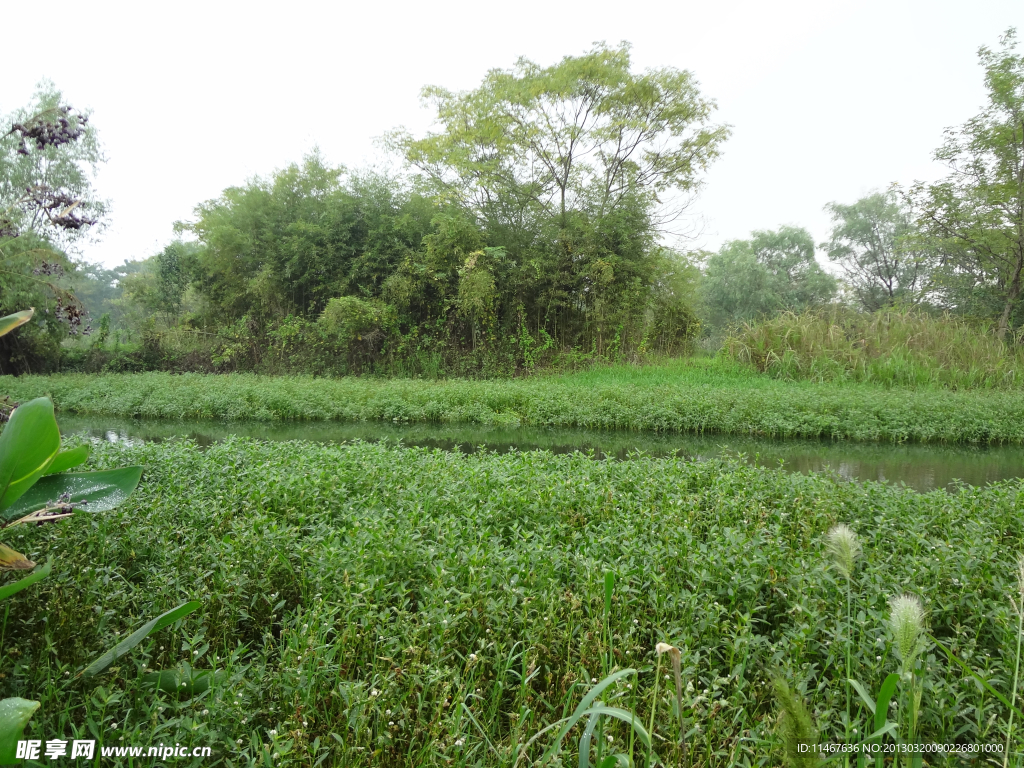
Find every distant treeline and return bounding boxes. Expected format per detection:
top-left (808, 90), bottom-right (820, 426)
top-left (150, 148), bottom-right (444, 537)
top-left (3, 34), bottom-right (1023, 377)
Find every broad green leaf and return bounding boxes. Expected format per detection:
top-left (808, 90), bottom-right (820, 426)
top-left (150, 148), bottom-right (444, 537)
top-left (0, 309), bottom-right (34, 339)
top-left (43, 445), bottom-right (90, 476)
top-left (2, 467), bottom-right (143, 524)
top-left (0, 543), bottom-right (34, 572)
top-left (0, 559), bottom-right (50, 599)
top-left (0, 398), bottom-right (60, 513)
top-left (873, 674), bottom-right (899, 735)
top-left (81, 600), bottom-right (200, 677)
top-left (598, 756), bottom-right (629, 768)
top-left (142, 668), bottom-right (224, 695)
top-left (0, 697), bottom-right (40, 765)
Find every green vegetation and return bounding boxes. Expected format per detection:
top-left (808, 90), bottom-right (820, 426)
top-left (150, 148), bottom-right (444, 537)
top-left (5, 359), bottom-right (1024, 444)
top-left (725, 307), bottom-right (1024, 389)
top-left (2, 436), bottom-right (1023, 765)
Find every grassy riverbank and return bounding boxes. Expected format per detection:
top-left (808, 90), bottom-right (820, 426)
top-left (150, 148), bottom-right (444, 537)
top-left (4, 358), bottom-right (1024, 443)
top-left (2, 437), bottom-right (1022, 766)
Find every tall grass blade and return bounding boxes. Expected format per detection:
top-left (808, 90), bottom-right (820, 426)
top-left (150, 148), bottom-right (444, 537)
top-left (0, 559), bottom-right (50, 598)
top-left (80, 600), bottom-right (200, 677)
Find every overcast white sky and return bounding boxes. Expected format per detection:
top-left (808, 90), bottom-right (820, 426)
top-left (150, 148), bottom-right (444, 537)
top-left (3, 0), bottom-right (1022, 268)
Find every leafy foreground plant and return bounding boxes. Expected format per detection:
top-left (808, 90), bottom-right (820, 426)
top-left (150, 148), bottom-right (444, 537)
top-left (0, 309), bottom-right (198, 762)
top-left (5, 433), bottom-right (1024, 765)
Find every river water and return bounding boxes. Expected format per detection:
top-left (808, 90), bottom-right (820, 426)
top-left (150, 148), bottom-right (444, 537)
top-left (56, 414), bottom-right (1024, 493)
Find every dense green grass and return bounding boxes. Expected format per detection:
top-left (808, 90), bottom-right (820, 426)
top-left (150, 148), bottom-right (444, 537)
top-left (2, 437), bottom-right (1023, 766)
top-left (5, 357), bottom-right (1024, 443)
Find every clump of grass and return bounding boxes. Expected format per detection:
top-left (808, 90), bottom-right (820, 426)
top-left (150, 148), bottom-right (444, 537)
top-left (773, 677), bottom-right (820, 767)
top-left (725, 307), bottom-right (1024, 390)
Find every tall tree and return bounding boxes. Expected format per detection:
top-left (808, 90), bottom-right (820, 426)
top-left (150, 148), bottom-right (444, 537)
top-left (701, 226), bottom-right (837, 327)
top-left (824, 191), bottom-right (931, 311)
top-left (909, 29), bottom-right (1024, 336)
top-left (389, 42), bottom-right (729, 235)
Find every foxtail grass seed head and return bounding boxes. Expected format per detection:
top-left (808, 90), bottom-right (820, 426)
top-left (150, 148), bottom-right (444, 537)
top-left (826, 523), bottom-right (861, 580)
top-left (889, 594), bottom-right (926, 667)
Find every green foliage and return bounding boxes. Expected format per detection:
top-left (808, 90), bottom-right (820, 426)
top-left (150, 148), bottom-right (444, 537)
top-left (317, 296), bottom-right (392, 371)
top-left (8, 359), bottom-right (1024, 444)
top-left (824, 191), bottom-right (932, 311)
top-left (0, 308), bottom-right (152, 746)
top-left (773, 678), bottom-right (820, 766)
top-left (2, 436), bottom-right (1024, 764)
top-left (701, 226), bottom-right (837, 328)
top-left (118, 241), bottom-right (201, 324)
top-left (0, 235), bottom-right (78, 374)
top-left (725, 306), bottom-right (1024, 389)
top-left (0, 698), bottom-right (39, 765)
top-left (122, 46), bottom-right (722, 375)
top-left (0, 81), bottom-right (107, 247)
top-left (0, 397), bottom-right (61, 514)
top-left (909, 29), bottom-right (1024, 337)
top-left (392, 42), bottom-right (728, 229)
top-left (81, 600), bottom-right (200, 678)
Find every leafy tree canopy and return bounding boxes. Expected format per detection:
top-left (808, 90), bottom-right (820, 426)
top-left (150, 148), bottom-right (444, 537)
top-left (701, 226), bottom-right (837, 328)
top-left (909, 29), bottom-right (1024, 336)
top-left (824, 191), bottom-right (932, 311)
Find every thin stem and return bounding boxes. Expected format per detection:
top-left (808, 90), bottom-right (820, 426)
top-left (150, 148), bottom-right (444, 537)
top-left (845, 578), bottom-right (852, 768)
top-left (1005, 605), bottom-right (1023, 768)
top-left (646, 656), bottom-right (662, 768)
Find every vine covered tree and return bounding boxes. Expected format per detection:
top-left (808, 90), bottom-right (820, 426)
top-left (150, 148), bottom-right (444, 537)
top-left (0, 84), bottom-right (104, 371)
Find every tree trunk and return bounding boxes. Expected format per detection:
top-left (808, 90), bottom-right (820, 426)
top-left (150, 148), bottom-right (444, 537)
top-left (998, 249), bottom-right (1024, 339)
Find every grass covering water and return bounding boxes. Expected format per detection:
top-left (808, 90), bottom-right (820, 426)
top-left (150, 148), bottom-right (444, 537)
top-left (4, 357), bottom-right (1024, 444)
top-left (2, 437), bottom-right (1023, 766)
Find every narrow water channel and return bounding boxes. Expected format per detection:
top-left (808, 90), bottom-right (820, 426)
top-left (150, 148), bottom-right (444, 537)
top-left (56, 414), bottom-right (1024, 493)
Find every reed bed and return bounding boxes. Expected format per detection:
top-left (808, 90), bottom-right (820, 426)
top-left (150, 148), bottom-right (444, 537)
top-left (725, 308), bottom-right (1024, 390)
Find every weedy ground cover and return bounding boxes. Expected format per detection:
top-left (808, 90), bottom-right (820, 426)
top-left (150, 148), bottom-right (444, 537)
top-left (2, 437), bottom-right (1023, 766)
top-left (4, 357), bottom-right (1024, 443)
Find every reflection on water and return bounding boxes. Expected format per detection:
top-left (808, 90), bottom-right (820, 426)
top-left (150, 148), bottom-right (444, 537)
top-left (56, 415), bottom-right (1024, 494)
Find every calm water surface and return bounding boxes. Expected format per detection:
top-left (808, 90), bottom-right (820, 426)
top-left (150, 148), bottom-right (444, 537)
top-left (56, 415), bottom-right (1024, 493)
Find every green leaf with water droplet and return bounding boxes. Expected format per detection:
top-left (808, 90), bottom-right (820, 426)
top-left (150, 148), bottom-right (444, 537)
top-left (0, 697), bottom-right (40, 764)
top-left (1, 467), bottom-right (143, 524)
